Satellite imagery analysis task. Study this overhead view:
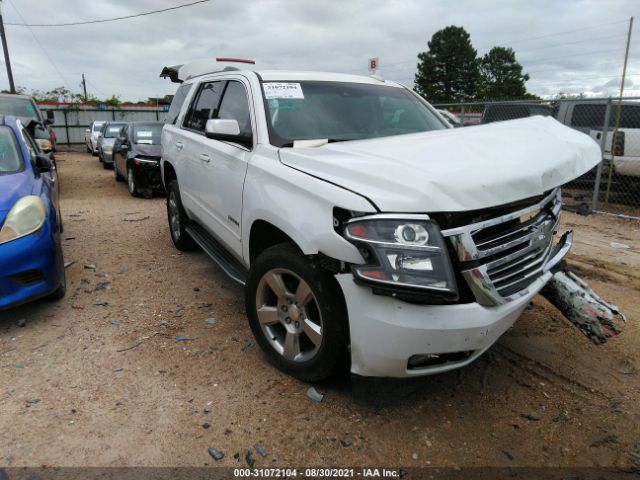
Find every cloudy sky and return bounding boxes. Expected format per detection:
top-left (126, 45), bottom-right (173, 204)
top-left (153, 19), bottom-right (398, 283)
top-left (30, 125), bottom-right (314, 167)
top-left (2, 0), bottom-right (639, 101)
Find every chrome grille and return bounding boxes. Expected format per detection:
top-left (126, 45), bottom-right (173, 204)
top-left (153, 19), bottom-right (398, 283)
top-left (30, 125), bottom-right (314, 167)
top-left (441, 189), bottom-right (571, 306)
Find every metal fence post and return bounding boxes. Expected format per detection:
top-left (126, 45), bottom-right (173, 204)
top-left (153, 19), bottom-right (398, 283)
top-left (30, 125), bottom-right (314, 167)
top-left (63, 109), bottom-right (70, 147)
top-left (591, 98), bottom-right (612, 212)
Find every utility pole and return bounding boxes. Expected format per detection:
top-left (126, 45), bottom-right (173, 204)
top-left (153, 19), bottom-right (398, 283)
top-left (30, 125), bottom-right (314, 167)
top-left (82, 73), bottom-right (88, 102)
top-left (0, 0), bottom-right (16, 93)
top-left (604, 15), bottom-right (634, 205)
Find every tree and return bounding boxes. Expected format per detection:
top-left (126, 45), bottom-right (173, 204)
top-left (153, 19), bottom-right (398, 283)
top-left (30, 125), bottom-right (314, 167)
top-left (479, 47), bottom-right (530, 99)
top-left (414, 25), bottom-right (480, 102)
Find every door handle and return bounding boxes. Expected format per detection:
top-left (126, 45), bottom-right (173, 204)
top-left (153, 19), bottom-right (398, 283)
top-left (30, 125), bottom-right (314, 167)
top-left (199, 153), bottom-right (211, 163)
top-left (175, 141), bottom-right (183, 150)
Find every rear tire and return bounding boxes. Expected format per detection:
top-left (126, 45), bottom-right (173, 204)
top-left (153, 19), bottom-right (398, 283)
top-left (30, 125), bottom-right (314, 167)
top-left (245, 243), bottom-right (349, 382)
top-left (166, 180), bottom-right (197, 251)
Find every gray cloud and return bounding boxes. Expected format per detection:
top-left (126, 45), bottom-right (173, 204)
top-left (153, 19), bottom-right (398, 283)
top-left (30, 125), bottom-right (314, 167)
top-left (1, 0), bottom-right (639, 100)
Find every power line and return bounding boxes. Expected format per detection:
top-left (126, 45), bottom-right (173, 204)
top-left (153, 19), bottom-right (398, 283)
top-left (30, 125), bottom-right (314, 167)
top-left (6, 0), bottom-right (72, 89)
top-left (5, 0), bottom-right (211, 27)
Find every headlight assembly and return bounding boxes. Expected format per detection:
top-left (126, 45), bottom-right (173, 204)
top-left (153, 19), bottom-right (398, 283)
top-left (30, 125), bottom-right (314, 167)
top-left (0, 196), bottom-right (47, 245)
top-left (35, 139), bottom-right (53, 151)
top-left (343, 215), bottom-right (458, 299)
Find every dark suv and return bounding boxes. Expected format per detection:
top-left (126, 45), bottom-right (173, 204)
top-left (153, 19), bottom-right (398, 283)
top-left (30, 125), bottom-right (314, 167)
top-left (0, 94), bottom-right (56, 153)
top-left (481, 103), bottom-right (554, 124)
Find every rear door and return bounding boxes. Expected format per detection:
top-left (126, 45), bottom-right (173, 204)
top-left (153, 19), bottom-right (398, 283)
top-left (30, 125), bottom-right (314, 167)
top-left (193, 79), bottom-right (254, 258)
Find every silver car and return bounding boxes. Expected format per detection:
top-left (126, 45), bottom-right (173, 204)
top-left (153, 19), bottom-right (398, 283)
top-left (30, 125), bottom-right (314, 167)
top-left (97, 122), bottom-right (126, 168)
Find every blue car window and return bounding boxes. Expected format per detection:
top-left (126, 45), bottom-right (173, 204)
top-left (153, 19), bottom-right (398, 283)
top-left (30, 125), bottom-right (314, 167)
top-left (0, 126), bottom-right (22, 174)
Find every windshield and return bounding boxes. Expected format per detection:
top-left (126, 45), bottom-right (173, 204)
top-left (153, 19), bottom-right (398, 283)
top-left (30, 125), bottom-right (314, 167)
top-left (0, 126), bottom-right (22, 174)
top-left (0, 97), bottom-right (40, 122)
top-left (104, 124), bottom-right (126, 138)
top-left (262, 81), bottom-right (446, 147)
top-left (133, 124), bottom-right (162, 145)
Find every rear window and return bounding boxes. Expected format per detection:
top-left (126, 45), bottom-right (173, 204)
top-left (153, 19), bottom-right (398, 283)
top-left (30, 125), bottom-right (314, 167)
top-left (92, 121), bottom-right (106, 132)
top-left (0, 126), bottom-right (22, 174)
top-left (133, 124), bottom-right (162, 145)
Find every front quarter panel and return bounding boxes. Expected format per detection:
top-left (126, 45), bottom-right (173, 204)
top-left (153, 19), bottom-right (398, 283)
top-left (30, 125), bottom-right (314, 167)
top-left (242, 144), bottom-right (376, 266)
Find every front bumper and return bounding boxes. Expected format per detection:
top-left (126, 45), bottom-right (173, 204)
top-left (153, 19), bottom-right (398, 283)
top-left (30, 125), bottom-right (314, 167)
top-left (0, 221), bottom-right (63, 311)
top-left (102, 151), bottom-right (114, 164)
top-left (131, 159), bottom-right (163, 191)
top-left (337, 230), bottom-right (573, 378)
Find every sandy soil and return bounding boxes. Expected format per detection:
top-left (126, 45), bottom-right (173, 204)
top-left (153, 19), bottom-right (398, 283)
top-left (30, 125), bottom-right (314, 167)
top-left (0, 151), bottom-right (638, 469)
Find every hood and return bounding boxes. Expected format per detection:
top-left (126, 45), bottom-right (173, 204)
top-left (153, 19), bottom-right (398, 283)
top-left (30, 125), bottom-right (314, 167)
top-left (278, 116), bottom-right (601, 212)
top-left (132, 143), bottom-right (161, 158)
top-left (0, 171), bottom-right (32, 226)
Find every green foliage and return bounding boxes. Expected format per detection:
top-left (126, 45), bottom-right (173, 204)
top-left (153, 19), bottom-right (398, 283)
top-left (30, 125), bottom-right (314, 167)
top-left (479, 47), bottom-right (530, 100)
top-left (415, 27), bottom-right (537, 102)
top-left (103, 95), bottom-right (122, 107)
top-left (415, 25), bottom-right (480, 102)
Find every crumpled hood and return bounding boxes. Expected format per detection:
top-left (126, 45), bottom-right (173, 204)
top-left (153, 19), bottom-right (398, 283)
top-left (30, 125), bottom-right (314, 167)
top-left (279, 116), bottom-right (601, 212)
top-left (0, 172), bottom-right (32, 226)
top-left (132, 143), bottom-right (161, 158)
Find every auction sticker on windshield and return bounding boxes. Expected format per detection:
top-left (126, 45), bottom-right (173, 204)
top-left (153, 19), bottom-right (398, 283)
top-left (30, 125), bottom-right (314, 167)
top-left (263, 83), bottom-right (304, 99)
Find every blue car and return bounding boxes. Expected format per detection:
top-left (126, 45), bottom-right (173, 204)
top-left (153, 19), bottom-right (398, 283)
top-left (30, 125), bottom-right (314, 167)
top-left (0, 116), bottom-right (65, 311)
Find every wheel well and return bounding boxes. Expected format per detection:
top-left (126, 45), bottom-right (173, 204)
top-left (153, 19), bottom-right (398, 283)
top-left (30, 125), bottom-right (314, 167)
top-left (249, 221), bottom-right (299, 263)
top-left (163, 162), bottom-right (177, 188)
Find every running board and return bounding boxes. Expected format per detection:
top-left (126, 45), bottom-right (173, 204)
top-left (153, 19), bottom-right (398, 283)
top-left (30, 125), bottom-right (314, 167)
top-left (185, 223), bottom-right (248, 286)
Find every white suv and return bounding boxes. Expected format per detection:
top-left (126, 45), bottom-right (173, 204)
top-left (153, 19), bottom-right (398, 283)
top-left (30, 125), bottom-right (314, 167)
top-left (160, 59), bottom-right (600, 381)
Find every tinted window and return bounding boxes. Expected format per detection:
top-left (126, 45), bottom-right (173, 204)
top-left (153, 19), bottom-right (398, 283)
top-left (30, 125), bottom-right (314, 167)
top-left (0, 126), bottom-right (23, 174)
top-left (0, 97), bottom-right (41, 122)
top-left (92, 121), bottom-right (106, 132)
top-left (263, 81), bottom-right (445, 147)
top-left (183, 82), bottom-right (223, 132)
top-left (571, 104), bottom-right (640, 129)
top-left (217, 81), bottom-right (252, 137)
top-left (166, 83), bottom-right (192, 125)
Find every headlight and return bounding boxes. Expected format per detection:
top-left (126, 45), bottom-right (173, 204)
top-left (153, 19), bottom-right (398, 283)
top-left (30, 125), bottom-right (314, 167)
top-left (0, 196), bottom-right (47, 245)
top-left (343, 215), bottom-right (458, 299)
top-left (35, 139), bottom-right (53, 151)
top-left (103, 145), bottom-right (113, 153)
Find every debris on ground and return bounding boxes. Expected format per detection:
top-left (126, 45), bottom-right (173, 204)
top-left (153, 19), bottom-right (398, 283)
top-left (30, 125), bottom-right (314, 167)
top-left (122, 216), bottom-right (150, 222)
top-left (112, 367), bottom-right (123, 373)
top-left (306, 386), bottom-right (324, 402)
top-left (541, 267), bottom-right (626, 344)
top-left (610, 242), bottom-right (630, 250)
top-left (202, 423), bottom-right (210, 429)
top-left (340, 439), bottom-right (353, 447)
top-left (175, 337), bottom-right (194, 342)
top-left (94, 301), bottom-right (109, 307)
top-left (16, 319), bottom-right (26, 328)
top-left (207, 448), bottom-right (224, 461)
top-left (502, 450), bottom-right (514, 461)
top-left (245, 450), bottom-right (256, 467)
top-left (64, 260), bottom-right (75, 269)
top-left (72, 304), bottom-right (84, 310)
top-left (83, 262), bottom-right (97, 270)
top-left (561, 202), bottom-right (591, 216)
top-left (94, 281), bottom-right (111, 291)
top-left (521, 412), bottom-right (540, 421)
top-left (205, 318), bottom-right (218, 325)
top-left (241, 340), bottom-right (253, 352)
top-left (254, 443), bottom-right (267, 458)
top-left (111, 320), bottom-right (119, 326)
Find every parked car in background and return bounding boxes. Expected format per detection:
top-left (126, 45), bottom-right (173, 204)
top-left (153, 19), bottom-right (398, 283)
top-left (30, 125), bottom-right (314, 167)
top-left (85, 120), bottom-right (106, 156)
top-left (556, 100), bottom-right (640, 177)
top-left (0, 93), bottom-right (56, 154)
top-left (438, 109), bottom-right (463, 127)
top-left (481, 103), bottom-right (554, 124)
top-left (97, 122), bottom-right (126, 169)
top-left (160, 59), bottom-right (599, 381)
top-left (113, 121), bottom-right (164, 198)
top-left (0, 116), bottom-right (65, 310)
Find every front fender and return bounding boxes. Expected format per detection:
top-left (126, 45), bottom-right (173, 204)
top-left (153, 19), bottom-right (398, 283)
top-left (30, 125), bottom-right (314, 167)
top-left (242, 147), bottom-right (376, 266)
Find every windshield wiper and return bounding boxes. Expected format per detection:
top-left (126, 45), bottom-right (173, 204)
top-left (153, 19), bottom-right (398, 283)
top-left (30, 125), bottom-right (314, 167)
top-left (281, 138), bottom-right (348, 148)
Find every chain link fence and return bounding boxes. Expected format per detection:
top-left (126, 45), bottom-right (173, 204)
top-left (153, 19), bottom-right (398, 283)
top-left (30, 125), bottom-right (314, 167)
top-left (433, 97), bottom-right (640, 219)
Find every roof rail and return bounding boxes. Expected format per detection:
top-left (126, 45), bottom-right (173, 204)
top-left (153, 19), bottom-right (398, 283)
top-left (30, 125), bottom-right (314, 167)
top-left (159, 58), bottom-right (256, 83)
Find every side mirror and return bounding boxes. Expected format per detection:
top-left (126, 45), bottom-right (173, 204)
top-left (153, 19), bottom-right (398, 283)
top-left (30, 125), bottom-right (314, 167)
top-left (36, 154), bottom-right (53, 173)
top-left (120, 143), bottom-right (131, 153)
top-left (205, 119), bottom-right (252, 148)
top-left (45, 110), bottom-right (55, 125)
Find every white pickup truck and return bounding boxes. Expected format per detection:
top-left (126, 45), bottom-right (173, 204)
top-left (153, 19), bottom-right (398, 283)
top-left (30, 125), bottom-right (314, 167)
top-left (160, 59), bottom-right (600, 381)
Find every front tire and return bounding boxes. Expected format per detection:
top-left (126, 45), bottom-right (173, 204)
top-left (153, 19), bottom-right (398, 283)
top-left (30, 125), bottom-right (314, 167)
top-left (166, 180), bottom-right (197, 251)
top-left (127, 166), bottom-right (140, 197)
top-left (246, 243), bottom-right (349, 382)
top-left (114, 163), bottom-right (123, 182)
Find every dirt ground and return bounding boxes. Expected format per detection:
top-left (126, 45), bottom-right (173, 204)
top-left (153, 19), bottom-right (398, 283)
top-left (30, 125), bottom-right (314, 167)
top-left (1, 151), bottom-right (639, 470)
